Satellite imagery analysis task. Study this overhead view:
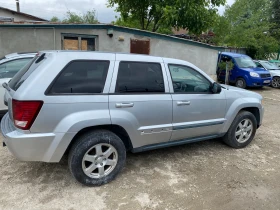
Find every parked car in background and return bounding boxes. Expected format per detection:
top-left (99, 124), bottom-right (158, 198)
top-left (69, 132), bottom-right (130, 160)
top-left (217, 52), bottom-right (272, 89)
top-left (254, 60), bottom-right (280, 88)
top-left (269, 60), bottom-right (280, 68)
top-left (0, 53), bottom-right (35, 116)
top-left (1, 51), bottom-right (264, 186)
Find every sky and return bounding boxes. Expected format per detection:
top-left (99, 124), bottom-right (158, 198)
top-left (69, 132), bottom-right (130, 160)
top-left (0, 0), bottom-right (235, 23)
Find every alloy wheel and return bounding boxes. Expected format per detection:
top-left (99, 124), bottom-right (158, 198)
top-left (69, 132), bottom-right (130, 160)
top-left (235, 119), bottom-right (253, 143)
top-left (82, 143), bottom-right (118, 178)
top-left (272, 77), bottom-right (280, 88)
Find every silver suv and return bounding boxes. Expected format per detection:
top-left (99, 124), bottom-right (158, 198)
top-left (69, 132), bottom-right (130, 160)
top-left (1, 51), bottom-right (264, 186)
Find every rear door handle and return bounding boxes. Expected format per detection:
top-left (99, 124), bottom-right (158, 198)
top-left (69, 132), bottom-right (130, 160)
top-left (116, 103), bottom-right (134, 108)
top-left (177, 101), bottom-right (191, 106)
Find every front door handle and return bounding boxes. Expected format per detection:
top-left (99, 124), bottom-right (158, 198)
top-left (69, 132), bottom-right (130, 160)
top-left (177, 101), bottom-right (191, 106)
top-left (116, 103), bottom-right (134, 108)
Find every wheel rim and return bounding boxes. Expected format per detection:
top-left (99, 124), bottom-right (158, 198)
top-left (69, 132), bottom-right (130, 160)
top-left (235, 119), bottom-right (253, 143)
top-left (82, 143), bottom-right (118, 179)
top-left (272, 77), bottom-right (280, 88)
top-left (236, 79), bottom-right (244, 88)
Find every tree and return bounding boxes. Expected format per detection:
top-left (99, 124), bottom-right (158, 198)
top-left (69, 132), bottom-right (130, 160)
top-left (59, 10), bottom-right (98, 24)
top-left (112, 15), bottom-right (172, 34)
top-left (212, 0), bottom-right (279, 59)
top-left (108, 0), bottom-right (226, 34)
top-left (50, 16), bottom-right (60, 22)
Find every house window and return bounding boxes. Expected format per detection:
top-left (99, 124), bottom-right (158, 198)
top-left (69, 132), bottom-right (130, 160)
top-left (62, 34), bottom-right (96, 51)
top-left (130, 39), bottom-right (150, 55)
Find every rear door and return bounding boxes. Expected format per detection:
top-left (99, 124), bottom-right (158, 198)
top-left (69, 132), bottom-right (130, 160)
top-left (109, 55), bottom-right (173, 148)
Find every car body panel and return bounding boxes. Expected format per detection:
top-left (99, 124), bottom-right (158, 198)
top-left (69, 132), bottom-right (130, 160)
top-left (217, 53), bottom-right (272, 87)
top-left (1, 51), bottom-right (264, 163)
top-left (254, 60), bottom-right (280, 78)
top-left (0, 53), bottom-right (35, 112)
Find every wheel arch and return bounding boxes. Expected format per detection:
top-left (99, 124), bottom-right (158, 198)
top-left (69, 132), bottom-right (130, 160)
top-left (239, 107), bottom-right (260, 127)
top-left (68, 124), bottom-right (133, 151)
top-left (55, 124), bottom-right (133, 162)
top-left (222, 99), bottom-right (262, 133)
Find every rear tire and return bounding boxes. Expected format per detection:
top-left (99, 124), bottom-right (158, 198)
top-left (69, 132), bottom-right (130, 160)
top-left (223, 111), bottom-right (257, 149)
top-left (68, 130), bottom-right (126, 186)
top-left (236, 78), bottom-right (246, 89)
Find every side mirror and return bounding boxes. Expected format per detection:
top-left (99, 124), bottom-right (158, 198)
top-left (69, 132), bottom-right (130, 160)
top-left (211, 82), bottom-right (222, 94)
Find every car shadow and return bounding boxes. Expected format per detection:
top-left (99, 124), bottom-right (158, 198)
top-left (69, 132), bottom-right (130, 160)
top-left (1, 137), bottom-right (233, 188)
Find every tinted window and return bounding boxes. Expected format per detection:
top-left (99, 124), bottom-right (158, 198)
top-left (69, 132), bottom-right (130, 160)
top-left (0, 58), bottom-right (32, 79)
top-left (255, 62), bottom-right (263, 68)
top-left (115, 62), bottom-right (164, 93)
top-left (169, 64), bottom-right (211, 93)
top-left (49, 60), bottom-right (109, 94)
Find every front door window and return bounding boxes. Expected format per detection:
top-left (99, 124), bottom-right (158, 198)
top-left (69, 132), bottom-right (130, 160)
top-left (169, 64), bottom-right (211, 93)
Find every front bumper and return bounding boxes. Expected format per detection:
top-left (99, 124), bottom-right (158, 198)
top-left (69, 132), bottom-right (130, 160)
top-left (259, 105), bottom-right (264, 127)
top-left (1, 113), bottom-right (57, 162)
top-left (247, 77), bottom-right (271, 87)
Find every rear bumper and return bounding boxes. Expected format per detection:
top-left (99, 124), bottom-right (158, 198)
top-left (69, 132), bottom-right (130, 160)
top-left (1, 113), bottom-right (71, 162)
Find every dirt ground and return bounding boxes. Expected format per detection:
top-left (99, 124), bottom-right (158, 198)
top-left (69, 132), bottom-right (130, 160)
top-left (0, 87), bottom-right (280, 210)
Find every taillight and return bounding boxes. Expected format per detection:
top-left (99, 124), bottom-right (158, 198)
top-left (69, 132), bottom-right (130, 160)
top-left (12, 99), bottom-right (43, 130)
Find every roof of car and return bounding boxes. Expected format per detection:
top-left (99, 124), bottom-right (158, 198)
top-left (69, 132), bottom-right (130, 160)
top-left (5, 52), bottom-right (36, 59)
top-left (41, 50), bottom-right (168, 60)
top-left (221, 52), bottom-right (248, 58)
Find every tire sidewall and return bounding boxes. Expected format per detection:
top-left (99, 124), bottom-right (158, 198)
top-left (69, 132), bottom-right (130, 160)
top-left (227, 112), bottom-right (257, 148)
top-left (272, 77), bottom-right (280, 88)
top-left (69, 130), bottom-right (126, 186)
top-left (236, 78), bottom-right (246, 89)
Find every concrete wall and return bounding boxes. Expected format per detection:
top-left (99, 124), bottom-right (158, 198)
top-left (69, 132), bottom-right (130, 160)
top-left (0, 27), bottom-right (219, 76)
top-left (0, 9), bottom-right (43, 21)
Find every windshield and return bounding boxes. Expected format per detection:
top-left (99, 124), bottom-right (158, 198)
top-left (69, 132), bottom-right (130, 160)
top-left (235, 56), bottom-right (257, 68)
top-left (260, 61), bottom-right (280, 70)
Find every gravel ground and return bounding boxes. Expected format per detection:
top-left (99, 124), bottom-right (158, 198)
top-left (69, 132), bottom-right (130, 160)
top-left (0, 87), bottom-right (280, 210)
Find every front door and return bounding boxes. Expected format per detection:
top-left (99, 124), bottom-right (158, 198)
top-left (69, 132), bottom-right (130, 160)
top-left (109, 59), bottom-right (173, 148)
top-left (167, 64), bottom-right (227, 141)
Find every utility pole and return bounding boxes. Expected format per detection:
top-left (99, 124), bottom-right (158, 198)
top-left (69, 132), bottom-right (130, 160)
top-left (16, 0), bottom-right (20, 12)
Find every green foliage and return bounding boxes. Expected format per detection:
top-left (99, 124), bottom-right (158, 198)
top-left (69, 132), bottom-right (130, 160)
top-left (112, 15), bottom-right (172, 34)
top-left (212, 0), bottom-right (279, 59)
top-left (218, 61), bottom-right (234, 71)
top-left (108, 0), bottom-right (225, 34)
top-left (50, 16), bottom-right (60, 22)
top-left (270, 0), bottom-right (280, 40)
top-left (61, 10), bottom-right (98, 24)
top-left (82, 10), bottom-right (99, 24)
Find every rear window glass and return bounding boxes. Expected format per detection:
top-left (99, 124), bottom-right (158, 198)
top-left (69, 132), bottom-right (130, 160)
top-left (9, 54), bottom-right (45, 91)
top-left (48, 60), bottom-right (110, 94)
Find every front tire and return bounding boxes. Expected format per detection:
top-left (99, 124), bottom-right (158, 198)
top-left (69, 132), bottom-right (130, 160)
top-left (68, 130), bottom-right (126, 186)
top-left (236, 78), bottom-right (246, 89)
top-left (272, 76), bottom-right (280, 88)
top-left (223, 111), bottom-right (257, 149)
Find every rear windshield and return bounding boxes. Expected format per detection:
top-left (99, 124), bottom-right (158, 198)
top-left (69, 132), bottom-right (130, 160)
top-left (9, 54), bottom-right (45, 91)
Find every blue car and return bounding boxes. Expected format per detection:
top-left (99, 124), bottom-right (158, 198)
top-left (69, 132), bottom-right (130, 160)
top-left (217, 52), bottom-right (272, 88)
